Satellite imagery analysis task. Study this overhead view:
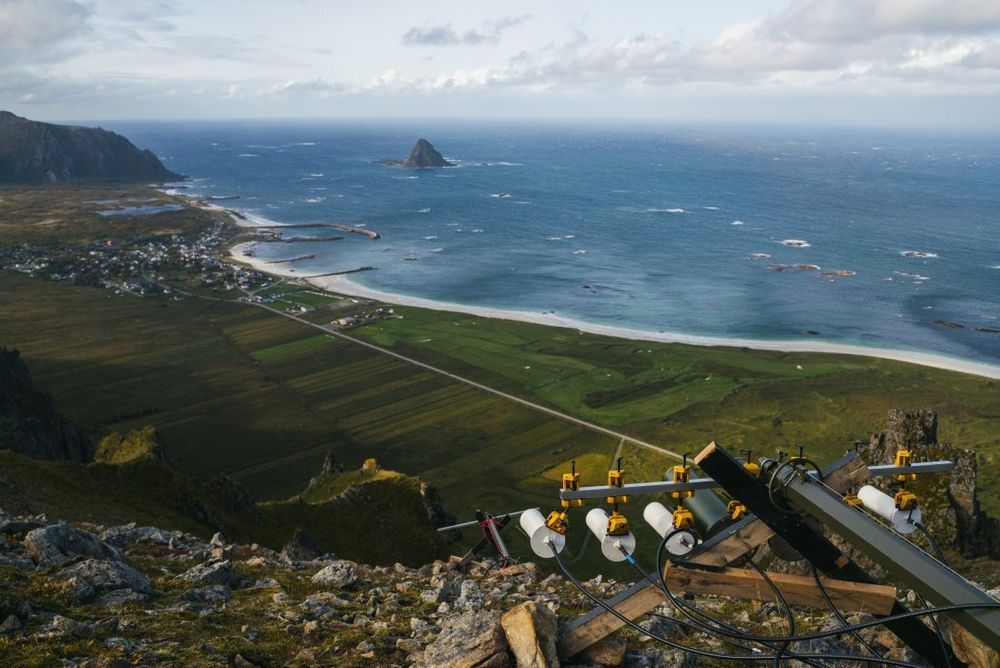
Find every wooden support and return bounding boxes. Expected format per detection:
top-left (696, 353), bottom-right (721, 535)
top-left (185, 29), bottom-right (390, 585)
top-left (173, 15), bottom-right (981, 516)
top-left (557, 450), bottom-right (869, 660)
top-left (665, 566), bottom-right (897, 615)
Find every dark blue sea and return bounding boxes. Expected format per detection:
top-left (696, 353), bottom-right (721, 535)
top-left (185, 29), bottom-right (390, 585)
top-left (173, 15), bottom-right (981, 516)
top-left (112, 120), bottom-right (999, 366)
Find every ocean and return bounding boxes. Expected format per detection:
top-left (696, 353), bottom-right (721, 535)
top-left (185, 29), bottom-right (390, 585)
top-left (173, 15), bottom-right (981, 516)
top-left (115, 120), bottom-right (999, 366)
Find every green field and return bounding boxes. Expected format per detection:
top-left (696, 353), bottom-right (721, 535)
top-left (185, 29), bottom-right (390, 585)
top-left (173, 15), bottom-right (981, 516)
top-left (3, 184), bottom-right (999, 576)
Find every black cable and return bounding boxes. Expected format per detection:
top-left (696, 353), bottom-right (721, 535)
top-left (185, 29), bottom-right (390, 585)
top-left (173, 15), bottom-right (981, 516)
top-left (916, 589), bottom-right (954, 668)
top-left (913, 521), bottom-right (949, 565)
top-left (621, 543), bottom-right (826, 666)
top-left (746, 559), bottom-right (794, 667)
top-left (551, 541), bottom-right (926, 666)
top-left (812, 564), bottom-right (883, 663)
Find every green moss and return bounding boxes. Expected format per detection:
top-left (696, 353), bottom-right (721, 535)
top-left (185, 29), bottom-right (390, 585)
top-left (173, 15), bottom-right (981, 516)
top-left (94, 425), bottom-right (164, 464)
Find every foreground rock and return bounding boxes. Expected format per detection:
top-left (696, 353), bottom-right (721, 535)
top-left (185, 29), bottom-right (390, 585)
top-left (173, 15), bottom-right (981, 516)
top-left (25, 523), bottom-right (119, 566)
top-left (501, 601), bottom-right (559, 668)
top-left (419, 610), bottom-right (511, 668)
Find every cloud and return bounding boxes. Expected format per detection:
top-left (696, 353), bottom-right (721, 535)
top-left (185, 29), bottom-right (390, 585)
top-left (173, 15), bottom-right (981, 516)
top-left (403, 14), bottom-right (530, 46)
top-left (0, 0), bottom-right (90, 65)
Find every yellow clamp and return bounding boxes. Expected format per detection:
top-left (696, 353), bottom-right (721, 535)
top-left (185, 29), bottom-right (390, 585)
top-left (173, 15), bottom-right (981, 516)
top-left (671, 454), bottom-right (694, 501)
top-left (895, 449), bottom-right (917, 482)
top-left (561, 462), bottom-right (583, 509)
top-left (606, 462), bottom-right (628, 505)
top-left (843, 492), bottom-right (864, 508)
top-left (545, 510), bottom-right (569, 535)
top-left (672, 507), bottom-right (695, 531)
top-left (606, 510), bottom-right (630, 536)
top-left (727, 499), bottom-right (748, 521)
top-left (895, 489), bottom-right (918, 511)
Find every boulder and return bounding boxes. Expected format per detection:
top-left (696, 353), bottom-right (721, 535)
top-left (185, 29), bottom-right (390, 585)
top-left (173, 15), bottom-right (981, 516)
top-left (176, 560), bottom-right (233, 587)
top-left (178, 585), bottom-right (231, 604)
top-left (500, 601), bottom-right (559, 668)
top-left (949, 620), bottom-right (1000, 668)
top-left (420, 610), bottom-right (512, 668)
top-left (311, 560), bottom-right (358, 589)
top-left (101, 524), bottom-right (174, 548)
top-left (96, 588), bottom-right (151, 607)
top-left (579, 633), bottom-right (627, 667)
top-left (25, 523), bottom-right (119, 566)
top-left (60, 558), bottom-right (154, 600)
top-left (281, 528), bottom-right (321, 563)
top-left (0, 614), bottom-right (21, 635)
top-left (40, 615), bottom-right (95, 640)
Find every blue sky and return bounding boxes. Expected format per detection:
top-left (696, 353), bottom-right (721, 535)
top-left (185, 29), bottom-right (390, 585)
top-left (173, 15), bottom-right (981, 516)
top-left (2, 0), bottom-right (1000, 128)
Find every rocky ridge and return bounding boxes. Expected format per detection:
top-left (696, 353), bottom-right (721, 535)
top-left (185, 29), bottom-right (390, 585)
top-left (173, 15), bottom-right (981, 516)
top-left (0, 111), bottom-right (181, 184)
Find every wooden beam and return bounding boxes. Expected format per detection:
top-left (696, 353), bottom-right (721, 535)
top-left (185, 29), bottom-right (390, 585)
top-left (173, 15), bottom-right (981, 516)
top-left (665, 566), bottom-right (897, 615)
top-left (557, 450), bottom-right (869, 660)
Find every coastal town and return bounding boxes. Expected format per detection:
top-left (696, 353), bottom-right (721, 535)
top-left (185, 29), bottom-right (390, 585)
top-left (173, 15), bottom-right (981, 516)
top-left (0, 195), bottom-right (396, 331)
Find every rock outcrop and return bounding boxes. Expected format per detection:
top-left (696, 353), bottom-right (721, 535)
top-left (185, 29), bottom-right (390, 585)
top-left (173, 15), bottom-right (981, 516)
top-left (0, 111), bottom-right (181, 183)
top-left (379, 138), bottom-right (453, 168)
top-left (867, 409), bottom-right (1000, 558)
top-left (0, 347), bottom-right (93, 462)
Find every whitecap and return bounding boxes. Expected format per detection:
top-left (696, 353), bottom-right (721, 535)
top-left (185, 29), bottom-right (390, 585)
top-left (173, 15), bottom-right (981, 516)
top-left (731, 220), bottom-right (745, 226)
top-left (900, 250), bottom-right (938, 258)
top-left (418, 208), bottom-right (431, 213)
top-left (424, 235), bottom-right (438, 240)
top-left (750, 253), bottom-right (771, 260)
top-left (303, 197), bottom-right (326, 203)
top-left (645, 207), bottom-right (685, 213)
top-left (472, 229), bottom-right (484, 233)
top-left (293, 142), bottom-right (317, 146)
top-left (547, 236), bottom-right (563, 241)
top-left (782, 239), bottom-right (811, 248)
top-left (703, 206), bottom-right (720, 210)
top-left (564, 234), bottom-right (576, 239)
top-left (308, 173), bottom-right (324, 177)
top-left (237, 153), bottom-right (259, 158)
top-left (431, 247), bottom-right (445, 253)
top-left (572, 250), bottom-right (587, 255)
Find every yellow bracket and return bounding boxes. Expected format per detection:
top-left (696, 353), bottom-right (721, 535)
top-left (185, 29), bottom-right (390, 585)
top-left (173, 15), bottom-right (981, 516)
top-left (895, 449), bottom-right (917, 482)
top-left (727, 499), bottom-right (748, 521)
top-left (895, 490), bottom-right (918, 511)
top-left (607, 510), bottom-right (630, 536)
top-left (743, 462), bottom-right (761, 476)
top-left (561, 470), bottom-right (583, 508)
top-left (670, 464), bottom-right (694, 500)
top-left (606, 468), bottom-right (629, 505)
top-left (672, 507), bottom-right (695, 531)
top-left (843, 492), bottom-right (864, 508)
top-left (545, 510), bottom-right (569, 535)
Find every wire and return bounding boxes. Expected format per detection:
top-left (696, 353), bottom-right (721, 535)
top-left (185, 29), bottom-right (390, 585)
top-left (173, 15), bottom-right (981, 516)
top-left (913, 521), bottom-right (949, 565)
top-left (550, 540), bottom-right (927, 666)
top-left (746, 559), bottom-right (794, 667)
top-left (916, 589), bottom-right (954, 668)
top-left (811, 564), bottom-right (883, 663)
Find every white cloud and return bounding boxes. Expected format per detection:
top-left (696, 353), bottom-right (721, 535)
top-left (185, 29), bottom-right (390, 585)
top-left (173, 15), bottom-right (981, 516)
top-left (403, 15), bottom-right (531, 46)
top-left (0, 0), bottom-right (90, 64)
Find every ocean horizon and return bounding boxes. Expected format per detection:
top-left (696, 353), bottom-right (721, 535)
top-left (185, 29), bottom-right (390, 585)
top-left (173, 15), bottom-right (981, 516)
top-left (113, 120), bottom-right (999, 367)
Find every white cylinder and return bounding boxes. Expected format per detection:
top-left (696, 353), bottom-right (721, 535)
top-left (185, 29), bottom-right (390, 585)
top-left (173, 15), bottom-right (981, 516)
top-left (642, 502), bottom-right (696, 555)
top-left (586, 508), bottom-right (636, 562)
top-left (643, 502), bottom-right (674, 538)
top-left (858, 485), bottom-right (921, 534)
top-left (519, 508), bottom-right (565, 558)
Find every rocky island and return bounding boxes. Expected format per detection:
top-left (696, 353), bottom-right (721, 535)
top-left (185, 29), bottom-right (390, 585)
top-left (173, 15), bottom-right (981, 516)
top-left (379, 138), bottom-right (453, 168)
top-left (0, 111), bottom-right (181, 183)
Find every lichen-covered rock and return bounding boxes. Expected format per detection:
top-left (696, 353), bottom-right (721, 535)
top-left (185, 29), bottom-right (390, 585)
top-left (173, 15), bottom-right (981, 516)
top-left (419, 610), bottom-right (512, 668)
top-left (60, 558), bottom-right (154, 600)
top-left (100, 523), bottom-right (174, 548)
top-left (949, 619), bottom-right (1000, 668)
top-left (25, 522), bottom-right (119, 566)
top-left (311, 560), bottom-right (358, 588)
top-left (39, 615), bottom-right (96, 640)
top-left (178, 585), bottom-right (230, 604)
top-left (500, 601), bottom-right (558, 668)
top-left (579, 633), bottom-right (627, 667)
top-left (175, 559), bottom-right (233, 586)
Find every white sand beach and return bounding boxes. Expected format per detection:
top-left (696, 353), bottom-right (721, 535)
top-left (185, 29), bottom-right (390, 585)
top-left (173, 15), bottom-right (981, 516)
top-left (228, 241), bottom-right (1000, 380)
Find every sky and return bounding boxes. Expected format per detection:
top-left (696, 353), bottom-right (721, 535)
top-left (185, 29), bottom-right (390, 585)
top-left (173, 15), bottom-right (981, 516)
top-left (2, 0), bottom-right (1000, 128)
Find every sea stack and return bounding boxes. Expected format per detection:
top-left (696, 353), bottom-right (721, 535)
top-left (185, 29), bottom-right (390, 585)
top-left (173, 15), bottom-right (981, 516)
top-left (402, 139), bottom-right (452, 168)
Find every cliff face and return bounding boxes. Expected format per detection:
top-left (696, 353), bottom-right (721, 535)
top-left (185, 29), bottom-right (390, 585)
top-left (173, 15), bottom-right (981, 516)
top-left (0, 347), bottom-right (93, 462)
top-left (402, 139), bottom-right (452, 168)
top-left (0, 111), bottom-right (181, 183)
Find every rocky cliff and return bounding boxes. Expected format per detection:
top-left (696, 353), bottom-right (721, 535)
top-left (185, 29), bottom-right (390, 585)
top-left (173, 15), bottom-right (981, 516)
top-left (379, 138), bottom-right (453, 168)
top-left (0, 347), bottom-right (93, 461)
top-left (0, 111), bottom-right (181, 183)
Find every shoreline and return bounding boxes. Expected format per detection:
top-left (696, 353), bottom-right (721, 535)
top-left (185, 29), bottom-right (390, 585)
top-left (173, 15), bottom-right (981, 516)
top-left (228, 240), bottom-right (1000, 380)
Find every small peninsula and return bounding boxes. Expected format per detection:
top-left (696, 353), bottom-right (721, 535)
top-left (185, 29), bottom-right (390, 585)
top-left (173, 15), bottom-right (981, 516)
top-left (379, 138), bottom-right (453, 168)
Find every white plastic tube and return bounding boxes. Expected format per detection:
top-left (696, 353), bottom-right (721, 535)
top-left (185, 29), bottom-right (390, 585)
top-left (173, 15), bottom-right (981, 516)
top-left (519, 508), bottom-right (566, 557)
top-left (586, 508), bottom-right (636, 562)
top-left (858, 485), bottom-right (921, 534)
top-left (643, 502), bottom-right (697, 556)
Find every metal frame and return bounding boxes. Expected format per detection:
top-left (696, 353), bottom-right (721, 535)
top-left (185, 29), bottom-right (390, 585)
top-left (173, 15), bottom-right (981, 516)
top-left (774, 462), bottom-right (1000, 649)
top-left (557, 460), bottom-right (953, 502)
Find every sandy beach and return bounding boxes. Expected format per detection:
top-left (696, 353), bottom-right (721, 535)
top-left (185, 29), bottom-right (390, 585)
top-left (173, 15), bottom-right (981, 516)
top-left (229, 241), bottom-right (1000, 380)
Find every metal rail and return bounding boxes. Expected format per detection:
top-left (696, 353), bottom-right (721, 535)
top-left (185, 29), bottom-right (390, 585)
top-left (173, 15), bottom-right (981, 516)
top-left (557, 460), bottom-right (953, 501)
top-left (774, 463), bottom-right (1000, 650)
top-left (437, 508), bottom-right (535, 532)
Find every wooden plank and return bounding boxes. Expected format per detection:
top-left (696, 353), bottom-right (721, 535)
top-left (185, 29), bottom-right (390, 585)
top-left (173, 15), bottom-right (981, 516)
top-left (557, 449), bottom-right (869, 659)
top-left (665, 566), bottom-right (897, 615)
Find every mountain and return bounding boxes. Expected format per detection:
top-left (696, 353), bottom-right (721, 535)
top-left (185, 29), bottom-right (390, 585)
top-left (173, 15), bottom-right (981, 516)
top-left (0, 111), bottom-right (182, 183)
top-left (0, 347), bottom-right (93, 462)
top-left (378, 138), bottom-right (453, 168)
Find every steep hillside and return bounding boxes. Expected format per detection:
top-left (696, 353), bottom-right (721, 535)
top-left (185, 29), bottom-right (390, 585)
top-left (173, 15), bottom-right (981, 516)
top-left (0, 347), bottom-right (93, 462)
top-left (0, 111), bottom-right (181, 183)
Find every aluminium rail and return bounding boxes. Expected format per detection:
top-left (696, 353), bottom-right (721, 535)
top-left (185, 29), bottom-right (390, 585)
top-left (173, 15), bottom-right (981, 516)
top-left (558, 460), bottom-right (953, 501)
